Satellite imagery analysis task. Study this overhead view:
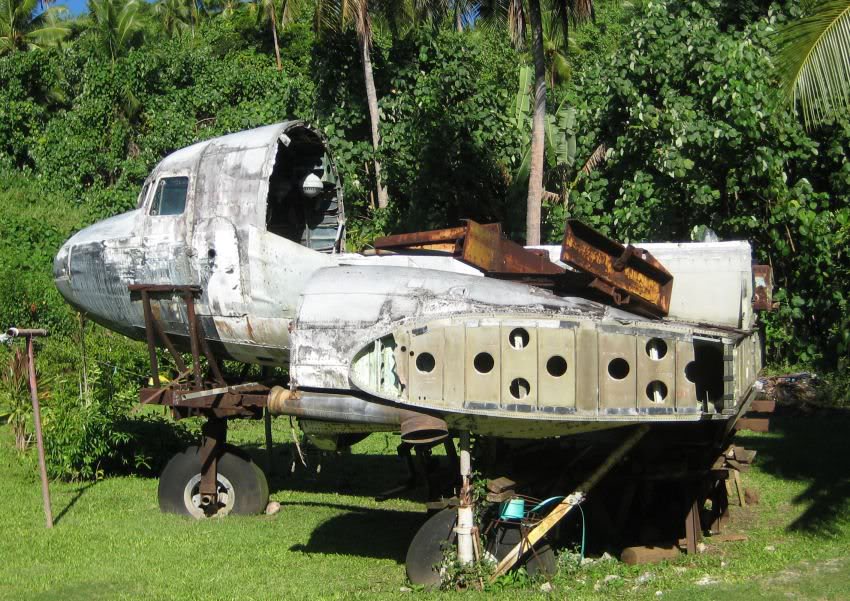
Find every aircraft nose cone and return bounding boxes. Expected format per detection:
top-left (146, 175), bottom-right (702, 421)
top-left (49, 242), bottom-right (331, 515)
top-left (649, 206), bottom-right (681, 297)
top-left (53, 237), bottom-right (76, 308)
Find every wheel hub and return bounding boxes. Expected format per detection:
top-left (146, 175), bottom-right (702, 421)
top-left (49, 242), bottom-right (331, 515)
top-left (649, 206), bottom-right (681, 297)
top-left (183, 473), bottom-right (236, 518)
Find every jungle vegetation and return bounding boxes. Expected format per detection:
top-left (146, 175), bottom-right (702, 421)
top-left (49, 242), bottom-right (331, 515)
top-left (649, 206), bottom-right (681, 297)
top-left (0, 0), bottom-right (848, 478)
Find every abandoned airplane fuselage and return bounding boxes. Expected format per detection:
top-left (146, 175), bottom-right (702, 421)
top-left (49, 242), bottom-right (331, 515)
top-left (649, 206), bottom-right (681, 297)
top-left (54, 122), bottom-right (763, 443)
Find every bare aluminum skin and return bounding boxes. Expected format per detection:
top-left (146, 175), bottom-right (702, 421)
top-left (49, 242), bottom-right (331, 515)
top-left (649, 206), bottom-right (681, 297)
top-left (53, 122), bottom-right (762, 440)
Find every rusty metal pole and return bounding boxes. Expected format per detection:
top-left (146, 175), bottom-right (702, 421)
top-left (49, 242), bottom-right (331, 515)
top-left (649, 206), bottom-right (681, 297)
top-left (8, 328), bottom-right (53, 528)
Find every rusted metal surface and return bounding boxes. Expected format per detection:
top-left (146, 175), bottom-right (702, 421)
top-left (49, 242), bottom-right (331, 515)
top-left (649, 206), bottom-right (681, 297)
top-left (561, 220), bottom-right (674, 317)
top-left (373, 221), bottom-right (562, 278)
top-left (6, 328), bottom-right (53, 528)
top-left (461, 221), bottom-right (563, 276)
top-left (373, 226), bottom-right (471, 252)
top-left (752, 265), bottom-right (775, 311)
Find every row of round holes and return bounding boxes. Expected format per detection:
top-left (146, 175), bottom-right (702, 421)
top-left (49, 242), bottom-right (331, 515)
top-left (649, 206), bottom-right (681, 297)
top-left (412, 333), bottom-right (675, 402)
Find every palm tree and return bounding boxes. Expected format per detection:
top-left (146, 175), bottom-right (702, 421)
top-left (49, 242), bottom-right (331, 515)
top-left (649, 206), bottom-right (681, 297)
top-left (155, 0), bottom-right (204, 39)
top-left (316, 0), bottom-right (391, 209)
top-left (481, 0), bottom-right (593, 244)
top-left (87, 0), bottom-right (146, 62)
top-left (155, 0), bottom-right (191, 38)
top-left (255, 0), bottom-right (303, 71)
top-left (775, 0), bottom-right (850, 127)
top-left (0, 0), bottom-right (68, 55)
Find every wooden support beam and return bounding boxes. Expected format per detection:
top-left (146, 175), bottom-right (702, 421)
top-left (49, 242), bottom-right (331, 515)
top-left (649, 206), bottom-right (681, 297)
top-left (489, 425), bottom-right (649, 580)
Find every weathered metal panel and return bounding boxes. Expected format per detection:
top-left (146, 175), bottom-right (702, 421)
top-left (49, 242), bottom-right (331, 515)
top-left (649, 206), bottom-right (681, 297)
top-left (465, 325), bottom-right (501, 406)
top-left (408, 328), bottom-right (445, 403)
top-left (598, 333), bottom-right (637, 410)
top-left (575, 325), bottom-right (599, 413)
top-left (675, 340), bottom-right (698, 409)
top-left (636, 336), bottom-right (676, 410)
top-left (443, 325), bottom-right (466, 404)
top-left (500, 323), bottom-right (538, 410)
top-left (537, 326), bottom-right (576, 411)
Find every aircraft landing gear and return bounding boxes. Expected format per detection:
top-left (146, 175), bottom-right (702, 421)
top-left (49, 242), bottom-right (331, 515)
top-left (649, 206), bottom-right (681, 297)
top-left (158, 445), bottom-right (269, 518)
top-left (158, 418), bottom-right (269, 518)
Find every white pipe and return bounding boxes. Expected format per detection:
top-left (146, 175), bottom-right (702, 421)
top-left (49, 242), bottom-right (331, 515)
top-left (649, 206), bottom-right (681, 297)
top-left (456, 431), bottom-right (474, 565)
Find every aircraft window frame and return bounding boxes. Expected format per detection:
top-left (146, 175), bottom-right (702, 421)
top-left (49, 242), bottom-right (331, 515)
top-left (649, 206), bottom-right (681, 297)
top-left (149, 176), bottom-right (190, 217)
top-left (136, 181), bottom-right (151, 209)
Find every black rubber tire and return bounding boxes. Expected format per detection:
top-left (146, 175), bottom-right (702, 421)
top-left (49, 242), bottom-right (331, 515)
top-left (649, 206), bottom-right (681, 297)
top-left (405, 508), bottom-right (458, 589)
top-left (487, 523), bottom-right (558, 579)
top-left (158, 444), bottom-right (269, 518)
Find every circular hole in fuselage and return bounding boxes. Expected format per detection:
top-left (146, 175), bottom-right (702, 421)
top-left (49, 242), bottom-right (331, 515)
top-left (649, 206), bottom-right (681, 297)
top-left (546, 356), bottom-right (568, 378)
top-left (473, 352), bottom-right (495, 374)
top-left (684, 361), bottom-right (697, 383)
top-left (645, 338), bottom-right (668, 360)
top-left (646, 380), bottom-right (668, 402)
top-left (416, 352), bottom-right (436, 373)
top-left (608, 358), bottom-right (630, 380)
top-left (509, 378), bottom-right (531, 400)
top-left (508, 328), bottom-right (530, 350)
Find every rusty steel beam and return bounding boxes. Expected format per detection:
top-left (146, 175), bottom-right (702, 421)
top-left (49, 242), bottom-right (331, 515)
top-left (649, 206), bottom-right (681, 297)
top-left (461, 220), bottom-right (564, 276)
top-left (752, 265), bottom-right (775, 311)
top-left (372, 226), bottom-right (471, 251)
top-left (561, 220), bottom-right (673, 316)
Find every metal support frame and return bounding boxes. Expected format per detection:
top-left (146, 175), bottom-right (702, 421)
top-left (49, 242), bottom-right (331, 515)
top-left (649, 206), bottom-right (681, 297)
top-left (199, 416), bottom-right (227, 509)
top-left (132, 284), bottom-right (271, 419)
top-left (5, 328), bottom-right (53, 529)
top-left (130, 284), bottom-right (271, 514)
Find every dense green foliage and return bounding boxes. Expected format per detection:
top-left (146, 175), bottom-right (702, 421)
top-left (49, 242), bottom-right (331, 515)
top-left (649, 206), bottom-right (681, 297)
top-left (0, 0), bottom-right (847, 478)
top-left (564, 0), bottom-right (850, 367)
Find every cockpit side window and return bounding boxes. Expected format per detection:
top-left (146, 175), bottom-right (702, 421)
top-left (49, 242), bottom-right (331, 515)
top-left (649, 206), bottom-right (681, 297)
top-left (150, 176), bottom-right (189, 216)
top-left (137, 181), bottom-right (151, 209)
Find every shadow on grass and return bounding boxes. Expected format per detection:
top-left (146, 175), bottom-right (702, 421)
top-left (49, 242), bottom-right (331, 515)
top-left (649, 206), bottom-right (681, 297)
top-left (53, 480), bottom-right (98, 526)
top-left (241, 442), bottom-right (445, 504)
top-left (736, 410), bottom-right (850, 536)
top-left (287, 501), bottom-right (426, 562)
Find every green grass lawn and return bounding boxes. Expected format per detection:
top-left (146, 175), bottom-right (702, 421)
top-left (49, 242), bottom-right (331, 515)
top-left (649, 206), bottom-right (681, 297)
top-left (1, 414), bottom-right (848, 601)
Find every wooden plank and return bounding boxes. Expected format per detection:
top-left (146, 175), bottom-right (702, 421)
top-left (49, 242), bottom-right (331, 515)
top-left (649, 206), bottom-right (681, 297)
top-left (486, 477), bottom-right (517, 494)
top-left (749, 399), bottom-right (776, 413)
top-left (736, 417), bottom-right (770, 433)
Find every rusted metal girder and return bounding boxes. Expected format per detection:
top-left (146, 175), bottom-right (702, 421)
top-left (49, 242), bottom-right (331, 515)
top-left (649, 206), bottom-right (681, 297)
top-left (752, 265), bottom-right (776, 311)
top-left (561, 220), bottom-right (673, 317)
top-left (374, 219), bottom-right (675, 317)
top-left (373, 225), bottom-right (473, 253)
top-left (374, 220), bottom-right (563, 277)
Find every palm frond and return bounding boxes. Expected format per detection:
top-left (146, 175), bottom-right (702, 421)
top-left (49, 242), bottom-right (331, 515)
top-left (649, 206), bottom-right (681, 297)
top-left (580, 143), bottom-right (607, 175)
top-left (775, 0), bottom-right (850, 127)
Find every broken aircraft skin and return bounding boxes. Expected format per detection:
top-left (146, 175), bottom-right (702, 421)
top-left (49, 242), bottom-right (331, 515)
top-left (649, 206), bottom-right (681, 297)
top-left (53, 122), bottom-right (767, 546)
top-left (54, 121), bottom-right (762, 442)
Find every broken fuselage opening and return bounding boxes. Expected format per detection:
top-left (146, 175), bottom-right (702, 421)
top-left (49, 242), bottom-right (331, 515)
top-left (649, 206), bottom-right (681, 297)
top-left (266, 127), bottom-right (343, 253)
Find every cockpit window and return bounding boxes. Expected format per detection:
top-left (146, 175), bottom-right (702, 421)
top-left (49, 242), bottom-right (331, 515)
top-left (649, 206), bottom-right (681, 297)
top-left (137, 182), bottom-right (150, 209)
top-left (150, 177), bottom-right (189, 216)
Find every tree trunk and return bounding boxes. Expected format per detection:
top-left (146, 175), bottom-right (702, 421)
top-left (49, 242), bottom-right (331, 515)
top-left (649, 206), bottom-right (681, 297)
top-left (525, 0), bottom-right (546, 245)
top-left (359, 25), bottom-right (389, 209)
top-left (270, 3), bottom-right (282, 71)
